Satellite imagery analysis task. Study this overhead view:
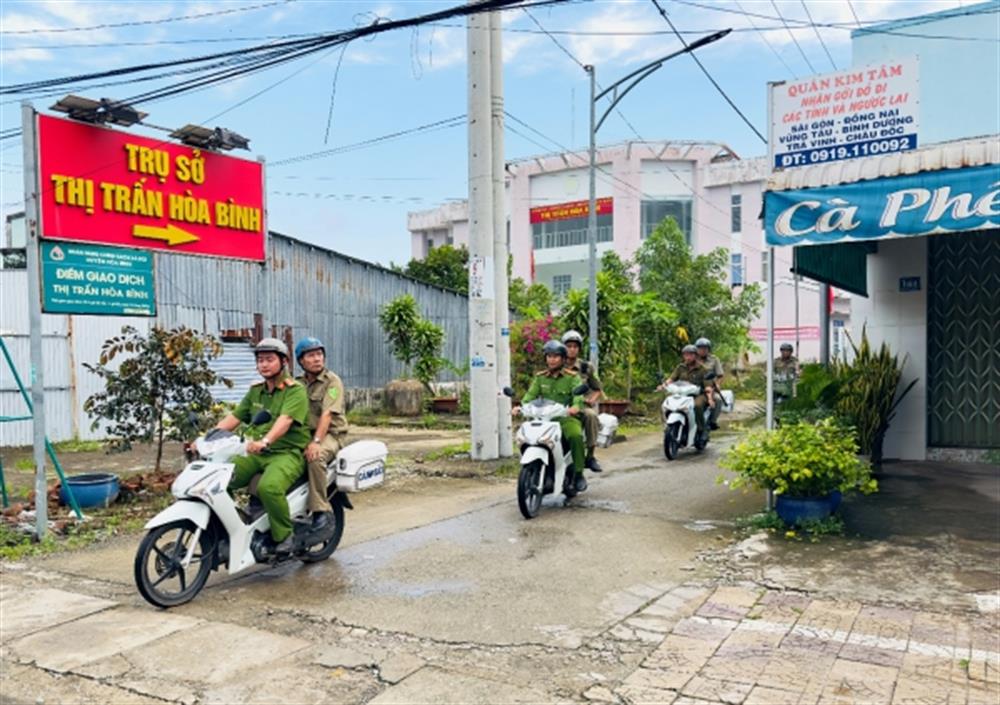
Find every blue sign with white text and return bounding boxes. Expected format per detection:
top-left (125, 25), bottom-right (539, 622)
top-left (765, 163), bottom-right (1000, 246)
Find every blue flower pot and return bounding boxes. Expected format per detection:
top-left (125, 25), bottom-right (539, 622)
top-left (60, 473), bottom-right (120, 509)
top-left (775, 491), bottom-right (842, 526)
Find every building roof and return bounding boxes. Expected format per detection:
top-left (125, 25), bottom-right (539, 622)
top-left (765, 135), bottom-right (1000, 192)
top-left (851, 0), bottom-right (999, 38)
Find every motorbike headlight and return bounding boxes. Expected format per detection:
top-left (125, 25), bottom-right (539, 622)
top-left (185, 471), bottom-right (225, 500)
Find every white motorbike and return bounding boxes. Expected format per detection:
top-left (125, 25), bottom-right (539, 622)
top-left (505, 385), bottom-right (589, 519)
top-left (134, 411), bottom-right (387, 608)
top-left (660, 374), bottom-right (733, 460)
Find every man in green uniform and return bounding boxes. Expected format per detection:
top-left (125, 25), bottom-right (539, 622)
top-left (661, 344), bottom-right (715, 441)
top-left (695, 337), bottom-right (724, 430)
top-left (294, 336), bottom-right (348, 532)
top-left (214, 338), bottom-right (310, 555)
top-left (514, 340), bottom-right (589, 494)
top-left (561, 329), bottom-right (604, 472)
top-left (774, 342), bottom-right (800, 402)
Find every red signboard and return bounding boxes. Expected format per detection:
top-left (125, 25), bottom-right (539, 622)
top-left (529, 197), bottom-right (613, 224)
top-left (37, 114), bottom-right (265, 261)
top-left (750, 326), bottom-right (821, 341)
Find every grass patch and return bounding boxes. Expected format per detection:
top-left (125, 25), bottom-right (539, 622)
top-left (0, 494), bottom-right (171, 561)
top-left (983, 449), bottom-right (1000, 466)
top-left (494, 460), bottom-right (521, 478)
top-left (51, 439), bottom-right (103, 453)
top-left (13, 457), bottom-right (34, 471)
top-left (424, 441), bottom-right (472, 462)
top-left (737, 510), bottom-right (845, 543)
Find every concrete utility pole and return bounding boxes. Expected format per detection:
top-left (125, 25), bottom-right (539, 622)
top-left (467, 10), bottom-right (499, 460)
top-left (21, 102), bottom-right (48, 537)
top-left (490, 10), bottom-right (512, 457)
top-left (586, 65), bottom-right (600, 372)
top-left (819, 283), bottom-right (830, 365)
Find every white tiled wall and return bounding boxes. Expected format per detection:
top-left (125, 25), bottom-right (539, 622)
top-left (849, 237), bottom-right (928, 460)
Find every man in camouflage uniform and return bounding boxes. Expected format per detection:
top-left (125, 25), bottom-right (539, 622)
top-left (561, 330), bottom-right (604, 472)
top-left (294, 337), bottom-right (348, 532)
top-left (214, 338), bottom-right (310, 555)
top-left (661, 344), bottom-right (715, 441)
top-left (695, 337), bottom-right (724, 430)
top-left (774, 342), bottom-right (800, 402)
top-left (515, 340), bottom-right (589, 494)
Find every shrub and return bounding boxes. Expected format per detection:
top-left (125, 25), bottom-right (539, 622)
top-left (720, 419), bottom-right (877, 498)
top-left (379, 294), bottom-right (448, 391)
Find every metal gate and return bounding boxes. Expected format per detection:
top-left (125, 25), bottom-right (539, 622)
top-left (927, 230), bottom-right (1000, 448)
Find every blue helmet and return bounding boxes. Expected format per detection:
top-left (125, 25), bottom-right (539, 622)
top-left (294, 336), bottom-right (325, 361)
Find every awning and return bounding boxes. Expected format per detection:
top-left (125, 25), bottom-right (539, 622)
top-left (792, 242), bottom-right (876, 297)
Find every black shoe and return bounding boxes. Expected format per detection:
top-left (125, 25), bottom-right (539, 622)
top-left (271, 535), bottom-right (294, 555)
top-left (709, 422), bottom-right (720, 431)
top-left (574, 474), bottom-right (588, 493)
top-left (586, 456), bottom-right (603, 473)
top-left (311, 511), bottom-right (332, 531)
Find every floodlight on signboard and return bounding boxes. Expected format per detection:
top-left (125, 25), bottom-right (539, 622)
top-left (50, 95), bottom-right (147, 127)
top-left (169, 124), bottom-right (250, 152)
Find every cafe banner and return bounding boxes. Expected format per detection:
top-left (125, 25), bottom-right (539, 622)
top-left (765, 163), bottom-right (1000, 247)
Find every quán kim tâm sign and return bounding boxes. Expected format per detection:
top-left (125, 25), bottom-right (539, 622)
top-left (770, 58), bottom-right (919, 169)
top-left (37, 114), bottom-right (265, 261)
top-left (764, 164), bottom-right (1000, 247)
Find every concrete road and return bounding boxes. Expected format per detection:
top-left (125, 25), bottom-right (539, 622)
top-left (2, 429), bottom-right (760, 704)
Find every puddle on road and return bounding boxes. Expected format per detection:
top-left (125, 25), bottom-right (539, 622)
top-left (572, 498), bottom-right (631, 514)
top-left (683, 520), bottom-right (718, 532)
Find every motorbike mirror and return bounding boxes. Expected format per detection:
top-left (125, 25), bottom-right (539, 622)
top-left (502, 386), bottom-right (515, 398)
top-left (250, 409), bottom-right (273, 426)
top-left (572, 384), bottom-right (590, 396)
top-left (705, 372), bottom-right (717, 381)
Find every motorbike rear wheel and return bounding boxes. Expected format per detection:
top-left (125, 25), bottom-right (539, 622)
top-left (135, 519), bottom-right (214, 608)
top-left (298, 500), bottom-right (346, 564)
top-left (664, 423), bottom-right (680, 460)
top-left (517, 460), bottom-right (544, 519)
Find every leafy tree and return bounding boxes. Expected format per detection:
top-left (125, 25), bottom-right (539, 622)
top-left (379, 294), bottom-right (448, 391)
top-left (509, 276), bottom-right (553, 318)
top-left (395, 244), bottom-right (469, 294)
top-left (635, 218), bottom-right (763, 364)
top-left (83, 326), bottom-right (231, 471)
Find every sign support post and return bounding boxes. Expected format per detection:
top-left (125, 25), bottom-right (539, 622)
top-left (21, 101), bottom-right (48, 537)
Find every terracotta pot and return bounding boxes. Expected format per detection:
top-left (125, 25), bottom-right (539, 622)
top-left (431, 397), bottom-right (460, 414)
top-left (599, 400), bottom-right (630, 418)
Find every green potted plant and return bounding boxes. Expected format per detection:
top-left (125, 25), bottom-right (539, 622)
top-left (379, 295), bottom-right (448, 416)
top-left (720, 418), bottom-right (878, 525)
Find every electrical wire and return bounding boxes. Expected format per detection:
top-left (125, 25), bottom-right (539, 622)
top-left (770, 0), bottom-right (816, 74)
top-left (0, 1), bottom-right (289, 35)
top-left (846, 0), bottom-right (863, 29)
top-left (271, 116), bottom-right (468, 167)
top-left (734, 0), bottom-right (797, 79)
top-left (521, 8), bottom-right (586, 69)
top-left (649, 0), bottom-right (767, 144)
top-left (800, 0), bottom-right (838, 71)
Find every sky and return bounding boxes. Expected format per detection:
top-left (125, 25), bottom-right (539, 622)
top-left (0, 0), bottom-right (977, 266)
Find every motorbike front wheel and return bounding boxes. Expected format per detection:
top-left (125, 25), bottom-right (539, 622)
top-left (517, 460), bottom-right (544, 519)
top-left (664, 423), bottom-right (681, 460)
top-left (134, 519), bottom-right (214, 608)
top-left (298, 500), bottom-right (346, 564)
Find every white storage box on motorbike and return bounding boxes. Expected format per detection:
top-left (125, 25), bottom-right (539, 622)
top-left (596, 413), bottom-right (619, 448)
top-left (720, 390), bottom-right (735, 412)
top-left (335, 440), bottom-right (388, 492)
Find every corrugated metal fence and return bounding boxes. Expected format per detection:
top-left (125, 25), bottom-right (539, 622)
top-left (1, 232), bottom-right (469, 446)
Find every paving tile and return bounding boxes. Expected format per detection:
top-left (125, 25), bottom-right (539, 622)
top-left (116, 620), bottom-right (309, 685)
top-left (616, 684), bottom-right (678, 705)
top-left (700, 646), bottom-right (771, 686)
top-left (681, 674), bottom-right (754, 704)
top-left (817, 659), bottom-right (897, 705)
top-left (744, 685), bottom-right (809, 705)
top-left (900, 652), bottom-right (968, 685)
top-left (838, 643), bottom-right (906, 669)
top-left (8, 607), bottom-right (200, 672)
top-left (628, 616), bottom-right (681, 634)
top-left (0, 588), bottom-right (116, 641)
top-left (368, 667), bottom-right (552, 705)
top-left (673, 616), bottom-right (739, 644)
top-left (891, 673), bottom-right (967, 705)
top-left (624, 665), bottom-right (695, 692)
top-left (755, 648), bottom-right (837, 694)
